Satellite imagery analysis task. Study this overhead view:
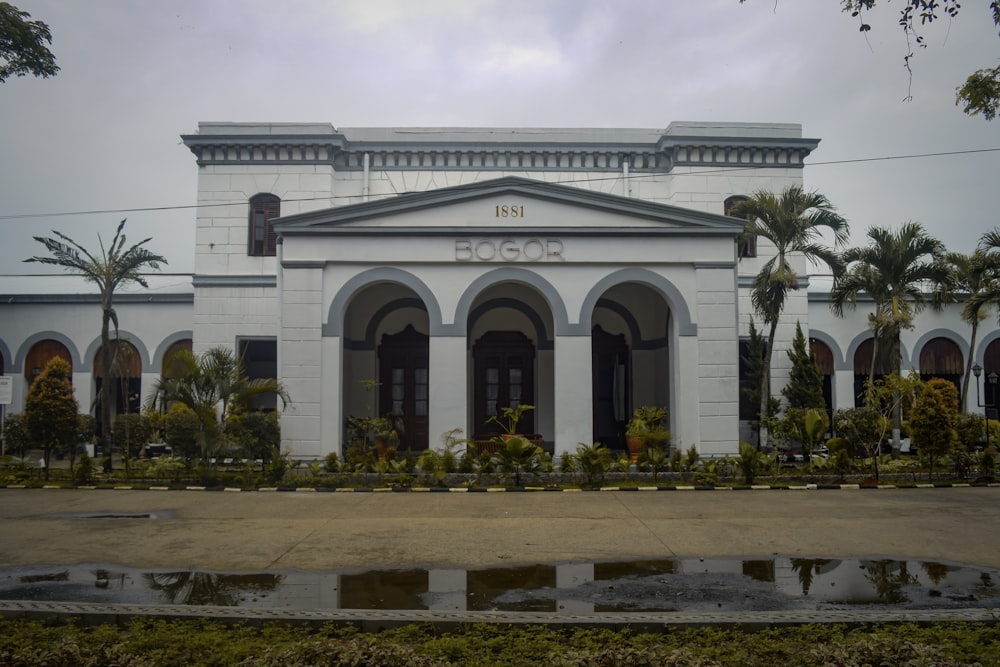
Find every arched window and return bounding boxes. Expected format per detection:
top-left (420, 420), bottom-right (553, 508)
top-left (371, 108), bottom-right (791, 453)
top-left (919, 337), bottom-right (963, 394)
top-left (853, 338), bottom-right (892, 407)
top-left (809, 337), bottom-right (835, 419)
top-left (724, 195), bottom-right (756, 258)
top-left (248, 193), bottom-right (280, 257)
top-left (24, 339), bottom-right (72, 384)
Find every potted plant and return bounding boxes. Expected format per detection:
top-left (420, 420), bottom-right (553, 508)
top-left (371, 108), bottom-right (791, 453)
top-left (625, 406), bottom-right (669, 462)
top-left (487, 404), bottom-right (535, 440)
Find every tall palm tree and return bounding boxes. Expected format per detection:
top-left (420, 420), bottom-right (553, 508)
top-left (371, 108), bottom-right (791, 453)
top-left (25, 219), bottom-right (167, 461)
top-left (728, 186), bottom-right (849, 446)
top-left (150, 346), bottom-right (289, 460)
top-left (945, 248), bottom-right (1000, 407)
top-left (830, 222), bottom-right (951, 455)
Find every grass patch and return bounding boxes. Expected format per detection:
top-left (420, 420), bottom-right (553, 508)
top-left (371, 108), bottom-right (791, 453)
top-left (0, 618), bottom-right (998, 666)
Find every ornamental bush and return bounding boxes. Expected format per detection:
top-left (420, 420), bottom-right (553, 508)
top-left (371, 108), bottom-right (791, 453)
top-left (23, 357), bottom-right (78, 480)
top-left (911, 378), bottom-right (959, 481)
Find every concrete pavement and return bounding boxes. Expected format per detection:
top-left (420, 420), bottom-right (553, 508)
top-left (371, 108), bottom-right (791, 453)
top-left (2, 486), bottom-right (999, 572)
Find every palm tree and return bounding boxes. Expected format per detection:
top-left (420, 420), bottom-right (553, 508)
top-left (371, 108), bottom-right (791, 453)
top-left (728, 186), bottom-right (849, 446)
top-left (830, 222), bottom-right (951, 455)
top-left (945, 248), bottom-right (1000, 407)
top-left (25, 219), bottom-right (167, 461)
top-left (150, 346), bottom-right (289, 461)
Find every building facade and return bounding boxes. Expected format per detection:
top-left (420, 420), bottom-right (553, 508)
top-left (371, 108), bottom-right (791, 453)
top-left (1, 121), bottom-right (995, 458)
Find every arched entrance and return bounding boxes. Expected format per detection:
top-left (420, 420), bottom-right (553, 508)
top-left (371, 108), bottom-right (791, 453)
top-left (809, 337), bottom-right (835, 419)
top-left (591, 282), bottom-right (671, 451)
top-left (342, 283), bottom-right (430, 451)
top-left (93, 339), bottom-right (142, 431)
top-left (853, 338), bottom-right (892, 406)
top-left (467, 284), bottom-right (553, 441)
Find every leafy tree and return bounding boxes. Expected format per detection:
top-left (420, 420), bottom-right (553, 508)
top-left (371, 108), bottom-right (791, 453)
top-left (150, 346), bottom-right (288, 461)
top-left (0, 2), bottom-right (58, 83)
top-left (834, 405), bottom-right (888, 479)
top-left (163, 403), bottom-right (201, 461)
top-left (2, 412), bottom-right (29, 460)
top-left (739, 0), bottom-right (1000, 120)
top-left (831, 223), bottom-right (950, 455)
top-left (945, 248), bottom-right (1000, 406)
top-left (23, 357), bottom-right (78, 479)
top-left (911, 378), bottom-right (959, 480)
top-left (111, 413), bottom-right (152, 463)
top-left (25, 220), bottom-right (167, 461)
top-left (729, 186), bottom-right (848, 447)
top-left (782, 322), bottom-right (826, 410)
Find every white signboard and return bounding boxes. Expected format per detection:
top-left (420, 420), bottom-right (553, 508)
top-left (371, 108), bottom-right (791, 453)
top-left (0, 376), bottom-right (12, 405)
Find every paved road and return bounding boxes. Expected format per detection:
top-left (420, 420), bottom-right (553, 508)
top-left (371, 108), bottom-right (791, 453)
top-left (1, 487), bottom-right (997, 572)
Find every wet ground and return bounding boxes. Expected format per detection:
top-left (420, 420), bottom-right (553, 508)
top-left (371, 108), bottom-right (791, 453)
top-left (2, 556), bottom-right (997, 614)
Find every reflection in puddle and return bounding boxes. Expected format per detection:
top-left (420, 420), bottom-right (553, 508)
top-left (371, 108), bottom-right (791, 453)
top-left (0, 557), bottom-right (996, 613)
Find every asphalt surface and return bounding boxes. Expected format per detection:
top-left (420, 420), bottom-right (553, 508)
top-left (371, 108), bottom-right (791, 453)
top-left (1, 486), bottom-right (998, 572)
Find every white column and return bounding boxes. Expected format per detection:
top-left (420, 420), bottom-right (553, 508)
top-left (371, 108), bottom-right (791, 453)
top-left (319, 335), bottom-right (342, 457)
top-left (673, 335), bottom-right (701, 452)
top-left (834, 369), bottom-right (856, 414)
top-left (427, 335), bottom-right (468, 448)
top-left (553, 335), bottom-right (592, 456)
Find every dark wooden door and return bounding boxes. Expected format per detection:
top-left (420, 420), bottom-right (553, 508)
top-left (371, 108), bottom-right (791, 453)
top-left (592, 325), bottom-right (628, 449)
top-left (473, 331), bottom-right (535, 436)
top-left (378, 325), bottom-right (429, 451)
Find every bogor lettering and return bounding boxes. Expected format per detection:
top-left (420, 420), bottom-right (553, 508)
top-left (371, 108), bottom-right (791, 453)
top-left (455, 238), bottom-right (565, 262)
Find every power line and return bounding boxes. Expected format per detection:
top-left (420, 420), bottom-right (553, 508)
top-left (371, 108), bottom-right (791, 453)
top-left (1, 146), bottom-right (997, 222)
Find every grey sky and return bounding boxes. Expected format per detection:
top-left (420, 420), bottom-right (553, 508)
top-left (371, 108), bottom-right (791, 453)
top-left (1, 0), bottom-right (997, 281)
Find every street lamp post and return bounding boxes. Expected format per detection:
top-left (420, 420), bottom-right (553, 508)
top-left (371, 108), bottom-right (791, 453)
top-left (972, 364), bottom-right (999, 451)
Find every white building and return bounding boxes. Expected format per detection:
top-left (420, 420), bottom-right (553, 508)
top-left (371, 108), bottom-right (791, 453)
top-left (1, 121), bottom-right (995, 459)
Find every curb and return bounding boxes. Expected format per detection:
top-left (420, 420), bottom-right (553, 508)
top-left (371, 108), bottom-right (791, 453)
top-left (3, 483), bottom-right (999, 492)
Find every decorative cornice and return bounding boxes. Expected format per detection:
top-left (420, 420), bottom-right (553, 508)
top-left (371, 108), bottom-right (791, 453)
top-left (181, 123), bottom-right (818, 172)
top-left (0, 293), bottom-right (192, 304)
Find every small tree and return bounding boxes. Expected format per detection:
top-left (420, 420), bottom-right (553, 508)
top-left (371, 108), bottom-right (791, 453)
top-left (911, 378), bottom-right (959, 481)
top-left (23, 357), bottom-right (78, 479)
top-left (111, 413), bottom-right (153, 465)
top-left (782, 322), bottom-right (826, 410)
top-left (2, 413), bottom-right (30, 460)
top-left (226, 411), bottom-right (280, 462)
top-left (164, 403), bottom-right (201, 462)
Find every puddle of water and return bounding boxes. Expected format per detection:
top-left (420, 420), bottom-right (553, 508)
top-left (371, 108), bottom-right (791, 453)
top-left (0, 557), bottom-right (997, 613)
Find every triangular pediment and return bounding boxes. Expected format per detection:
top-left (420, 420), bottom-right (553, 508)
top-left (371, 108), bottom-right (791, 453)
top-left (274, 176), bottom-right (742, 237)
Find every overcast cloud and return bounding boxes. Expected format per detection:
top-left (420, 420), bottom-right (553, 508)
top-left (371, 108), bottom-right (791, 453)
top-left (1, 0), bottom-right (997, 282)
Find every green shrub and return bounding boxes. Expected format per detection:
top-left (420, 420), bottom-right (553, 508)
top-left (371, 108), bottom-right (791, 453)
top-left (164, 403), bottom-right (202, 461)
top-left (23, 357), bottom-right (78, 480)
top-left (911, 378), bottom-right (959, 480)
top-left (111, 412), bottom-right (153, 460)
top-left (227, 410), bottom-right (280, 461)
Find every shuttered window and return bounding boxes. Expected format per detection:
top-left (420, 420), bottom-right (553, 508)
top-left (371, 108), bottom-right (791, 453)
top-left (248, 193), bottom-right (280, 256)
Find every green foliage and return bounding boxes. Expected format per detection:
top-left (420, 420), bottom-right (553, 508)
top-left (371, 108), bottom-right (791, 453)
top-left (736, 441), bottom-right (767, 485)
top-left (782, 322), bottom-right (826, 409)
top-left (486, 403), bottom-right (535, 435)
top-left (227, 410), bottom-right (281, 461)
top-left (1, 412), bottom-right (29, 459)
top-left (264, 447), bottom-right (293, 485)
top-left (163, 403), bottom-right (202, 461)
top-left (1, 617), bottom-right (999, 666)
top-left (911, 378), bottom-right (959, 480)
top-left (0, 2), bottom-right (59, 83)
top-left (954, 412), bottom-right (986, 450)
top-left (23, 357), bottom-right (78, 479)
top-left (73, 451), bottom-right (94, 484)
top-left (637, 441), bottom-right (671, 482)
top-left (151, 346), bottom-right (288, 461)
top-left (417, 431), bottom-right (464, 486)
top-left (26, 220), bottom-right (167, 460)
top-left (958, 65), bottom-right (1000, 120)
top-left (981, 444), bottom-right (997, 479)
top-left (493, 435), bottom-right (544, 486)
top-left (573, 441), bottom-right (612, 485)
top-left (825, 437), bottom-right (856, 478)
top-left (111, 412), bottom-right (152, 460)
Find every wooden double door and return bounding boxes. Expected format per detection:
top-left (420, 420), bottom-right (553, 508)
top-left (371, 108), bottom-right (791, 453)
top-left (378, 326), bottom-right (429, 450)
top-left (473, 331), bottom-right (536, 437)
